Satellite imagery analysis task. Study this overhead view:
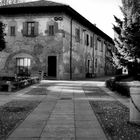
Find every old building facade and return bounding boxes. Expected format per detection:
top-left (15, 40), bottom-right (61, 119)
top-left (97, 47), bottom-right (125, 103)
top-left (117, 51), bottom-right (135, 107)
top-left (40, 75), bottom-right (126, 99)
top-left (0, 0), bottom-right (114, 80)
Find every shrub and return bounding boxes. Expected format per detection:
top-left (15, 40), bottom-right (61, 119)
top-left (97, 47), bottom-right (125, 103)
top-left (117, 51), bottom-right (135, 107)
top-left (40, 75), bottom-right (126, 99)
top-left (115, 82), bottom-right (130, 97)
top-left (105, 76), bottom-right (130, 97)
top-left (106, 78), bottom-right (116, 91)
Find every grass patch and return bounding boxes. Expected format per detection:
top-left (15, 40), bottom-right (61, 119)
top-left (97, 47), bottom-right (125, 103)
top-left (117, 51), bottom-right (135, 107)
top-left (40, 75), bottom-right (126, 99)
top-left (26, 88), bottom-right (47, 95)
top-left (0, 100), bottom-right (40, 139)
top-left (90, 101), bottom-right (140, 140)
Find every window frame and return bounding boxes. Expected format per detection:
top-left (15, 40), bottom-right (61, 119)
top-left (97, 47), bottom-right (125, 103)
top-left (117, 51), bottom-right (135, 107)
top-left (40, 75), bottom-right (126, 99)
top-left (90, 36), bottom-right (93, 47)
top-left (75, 28), bottom-right (80, 42)
top-left (16, 57), bottom-right (31, 77)
top-left (101, 41), bottom-right (103, 52)
top-left (27, 22), bottom-right (35, 37)
top-left (85, 34), bottom-right (89, 46)
top-left (10, 26), bottom-right (16, 36)
top-left (48, 25), bottom-right (55, 36)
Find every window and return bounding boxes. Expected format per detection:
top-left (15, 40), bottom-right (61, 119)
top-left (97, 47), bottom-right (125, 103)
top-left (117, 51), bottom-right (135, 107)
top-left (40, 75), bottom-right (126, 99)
top-left (75, 28), bottom-right (80, 42)
top-left (16, 58), bottom-right (31, 76)
top-left (97, 38), bottom-right (101, 51)
top-left (27, 22), bottom-right (35, 36)
top-left (95, 58), bottom-right (97, 68)
top-left (10, 26), bottom-right (16, 36)
top-left (95, 40), bottom-right (97, 50)
top-left (101, 41), bottom-right (103, 52)
top-left (90, 36), bottom-right (93, 47)
top-left (85, 34), bottom-right (89, 46)
top-left (48, 25), bottom-right (55, 36)
top-left (88, 60), bottom-right (90, 73)
top-left (22, 22), bottom-right (38, 37)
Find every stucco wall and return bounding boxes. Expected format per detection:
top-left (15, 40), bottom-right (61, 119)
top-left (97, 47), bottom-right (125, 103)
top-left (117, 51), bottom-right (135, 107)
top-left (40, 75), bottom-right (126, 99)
top-left (62, 15), bottom-right (94, 79)
top-left (0, 14), bottom-right (64, 78)
top-left (0, 13), bottom-right (114, 79)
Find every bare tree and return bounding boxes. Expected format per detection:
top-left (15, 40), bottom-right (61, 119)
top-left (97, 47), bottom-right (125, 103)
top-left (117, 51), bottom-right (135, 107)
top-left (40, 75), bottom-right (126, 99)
top-left (0, 0), bottom-right (25, 6)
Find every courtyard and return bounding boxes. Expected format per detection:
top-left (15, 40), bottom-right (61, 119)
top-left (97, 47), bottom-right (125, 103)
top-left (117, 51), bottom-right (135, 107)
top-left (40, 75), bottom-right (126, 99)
top-left (0, 78), bottom-right (138, 140)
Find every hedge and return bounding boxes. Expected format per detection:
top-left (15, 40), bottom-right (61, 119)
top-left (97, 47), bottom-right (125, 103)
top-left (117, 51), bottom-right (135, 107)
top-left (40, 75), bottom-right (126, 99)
top-left (106, 78), bottom-right (130, 97)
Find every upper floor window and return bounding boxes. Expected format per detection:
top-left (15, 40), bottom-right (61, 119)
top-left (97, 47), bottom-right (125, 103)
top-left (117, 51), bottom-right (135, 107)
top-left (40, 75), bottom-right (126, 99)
top-left (47, 21), bottom-right (58, 36)
top-left (27, 22), bottom-right (35, 36)
top-left (22, 21), bottom-right (38, 37)
top-left (90, 36), bottom-right (93, 47)
top-left (85, 34), bottom-right (89, 46)
top-left (48, 25), bottom-right (55, 36)
top-left (10, 26), bottom-right (16, 36)
top-left (97, 38), bottom-right (101, 50)
top-left (95, 40), bottom-right (97, 50)
top-left (101, 41), bottom-right (103, 52)
top-left (75, 28), bottom-right (80, 42)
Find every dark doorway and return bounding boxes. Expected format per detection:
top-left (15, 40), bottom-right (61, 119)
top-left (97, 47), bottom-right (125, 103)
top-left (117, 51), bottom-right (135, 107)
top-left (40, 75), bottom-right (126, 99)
top-left (48, 56), bottom-right (57, 77)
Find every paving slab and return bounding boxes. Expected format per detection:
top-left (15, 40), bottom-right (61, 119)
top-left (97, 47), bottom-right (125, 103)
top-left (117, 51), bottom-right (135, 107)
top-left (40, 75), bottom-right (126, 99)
top-left (8, 127), bottom-right (42, 138)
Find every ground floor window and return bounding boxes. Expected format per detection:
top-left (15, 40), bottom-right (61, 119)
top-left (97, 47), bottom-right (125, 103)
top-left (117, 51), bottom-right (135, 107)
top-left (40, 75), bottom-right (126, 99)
top-left (16, 58), bottom-right (31, 76)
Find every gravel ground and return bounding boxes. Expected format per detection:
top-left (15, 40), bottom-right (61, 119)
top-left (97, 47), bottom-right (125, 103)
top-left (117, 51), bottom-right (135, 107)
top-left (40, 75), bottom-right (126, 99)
top-left (26, 88), bottom-right (47, 95)
top-left (0, 100), bottom-right (40, 139)
top-left (90, 100), bottom-right (140, 140)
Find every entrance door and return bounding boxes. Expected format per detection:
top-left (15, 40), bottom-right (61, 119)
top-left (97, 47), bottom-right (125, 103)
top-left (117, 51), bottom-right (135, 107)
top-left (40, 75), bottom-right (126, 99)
top-left (48, 56), bottom-right (57, 77)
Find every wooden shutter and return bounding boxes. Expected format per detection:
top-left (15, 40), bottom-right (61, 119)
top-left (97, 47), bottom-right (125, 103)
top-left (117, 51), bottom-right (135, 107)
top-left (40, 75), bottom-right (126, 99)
top-left (87, 34), bottom-right (89, 46)
top-left (8, 24), bottom-right (10, 36)
top-left (90, 36), bottom-right (93, 47)
top-left (48, 25), bottom-right (54, 36)
top-left (85, 34), bottom-right (87, 45)
top-left (54, 22), bottom-right (58, 33)
top-left (75, 28), bottom-right (80, 42)
top-left (34, 22), bottom-right (39, 36)
top-left (22, 22), bottom-right (27, 36)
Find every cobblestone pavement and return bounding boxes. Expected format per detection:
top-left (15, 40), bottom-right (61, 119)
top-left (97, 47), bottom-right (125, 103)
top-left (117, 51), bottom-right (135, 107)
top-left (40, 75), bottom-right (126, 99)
top-left (0, 79), bottom-right (129, 140)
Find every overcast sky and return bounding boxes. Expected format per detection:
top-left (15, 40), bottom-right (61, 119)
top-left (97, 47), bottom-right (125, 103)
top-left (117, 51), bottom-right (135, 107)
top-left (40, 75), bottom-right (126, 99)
top-left (27, 0), bottom-right (123, 38)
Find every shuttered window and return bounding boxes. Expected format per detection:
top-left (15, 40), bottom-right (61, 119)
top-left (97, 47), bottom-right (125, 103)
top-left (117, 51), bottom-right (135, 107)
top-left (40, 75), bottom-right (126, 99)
top-left (85, 34), bottom-right (89, 46)
top-left (48, 22), bottom-right (58, 36)
top-left (22, 21), bottom-right (38, 37)
top-left (75, 28), bottom-right (80, 42)
top-left (48, 25), bottom-right (55, 36)
top-left (10, 26), bottom-right (16, 36)
top-left (90, 36), bottom-right (93, 47)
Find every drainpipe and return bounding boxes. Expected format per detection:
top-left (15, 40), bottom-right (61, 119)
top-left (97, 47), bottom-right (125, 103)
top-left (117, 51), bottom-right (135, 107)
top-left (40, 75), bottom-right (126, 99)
top-left (70, 18), bottom-right (72, 80)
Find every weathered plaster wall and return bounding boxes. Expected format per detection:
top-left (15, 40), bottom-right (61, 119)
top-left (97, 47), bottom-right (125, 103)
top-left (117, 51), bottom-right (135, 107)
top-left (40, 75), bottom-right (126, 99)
top-left (0, 14), bottom-right (64, 78)
top-left (0, 13), bottom-right (113, 79)
top-left (94, 36), bottom-right (106, 77)
top-left (62, 15), bottom-right (94, 79)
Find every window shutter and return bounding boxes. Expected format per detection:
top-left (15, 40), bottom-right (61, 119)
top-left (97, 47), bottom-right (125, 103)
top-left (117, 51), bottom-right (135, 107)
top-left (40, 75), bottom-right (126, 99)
top-left (8, 25), bottom-right (10, 36)
top-left (54, 22), bottom-right (58, 33)
top-left (84, 34), bottom-right (87, 45)
top-left (90, 36), bottom-right (93, 47)
top-left (22, 22), bottom-right (27, 36)
top-left (86, 34), bottom-right (89, 46)
top-left (34, 22), bottom-right (39, 36)
top-left (48, 25), bottom-right (54, 36)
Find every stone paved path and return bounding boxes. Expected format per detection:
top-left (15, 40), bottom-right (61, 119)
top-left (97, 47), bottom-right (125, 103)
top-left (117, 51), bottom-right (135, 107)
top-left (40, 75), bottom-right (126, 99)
top-left (0, 79), bottom-right (128, 140)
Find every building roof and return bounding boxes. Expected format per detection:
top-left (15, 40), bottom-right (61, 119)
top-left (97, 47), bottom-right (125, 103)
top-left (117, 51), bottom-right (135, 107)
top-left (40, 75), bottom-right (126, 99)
top-left (0, 0), bottom-right (114, 44)
top-left (0, 0), bottom-right (65, 8)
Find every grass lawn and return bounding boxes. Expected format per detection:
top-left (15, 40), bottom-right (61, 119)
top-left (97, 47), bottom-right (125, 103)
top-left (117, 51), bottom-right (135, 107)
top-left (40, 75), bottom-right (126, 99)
top-left (88, 99), bottom-right (140, 140)
top-left (26, 88), bottom-right (47, 95)
top-left (0, 100), bottom-right (40, 139)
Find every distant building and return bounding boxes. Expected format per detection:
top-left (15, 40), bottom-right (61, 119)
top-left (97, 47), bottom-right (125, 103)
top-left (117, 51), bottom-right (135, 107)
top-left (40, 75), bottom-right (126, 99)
top-left (0, 0), bottom-right (115, 79)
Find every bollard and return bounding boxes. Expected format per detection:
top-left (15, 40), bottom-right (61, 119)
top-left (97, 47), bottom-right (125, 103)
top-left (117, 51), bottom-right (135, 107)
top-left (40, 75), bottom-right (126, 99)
top-left (129, 81), bottom-right (140, 124)
top-left (7, 81), bottom-right (12, 92)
